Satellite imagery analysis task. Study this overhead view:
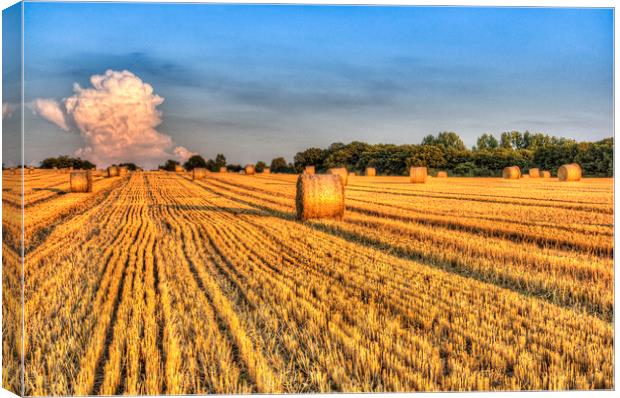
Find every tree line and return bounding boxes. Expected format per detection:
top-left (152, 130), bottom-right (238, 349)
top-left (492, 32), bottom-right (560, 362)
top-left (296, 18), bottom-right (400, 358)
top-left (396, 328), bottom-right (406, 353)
top-left (35, 131), bottom-right (613, 177)
top-left (290, 131), bottom-right (613, 177)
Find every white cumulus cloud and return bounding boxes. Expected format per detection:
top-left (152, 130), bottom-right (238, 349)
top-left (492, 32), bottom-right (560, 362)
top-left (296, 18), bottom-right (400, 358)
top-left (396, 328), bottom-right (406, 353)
top-left (32, 69), bottom-right (194, 168)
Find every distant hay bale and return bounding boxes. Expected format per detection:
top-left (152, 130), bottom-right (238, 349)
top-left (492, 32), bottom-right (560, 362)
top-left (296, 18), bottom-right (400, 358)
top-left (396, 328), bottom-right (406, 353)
top-left (529, 168), bottom-right (540, 178)
top-left (365, 167), bottom-right (376, 177)
top-left (558, 163), bottom-right (582, 182)
top-left (542, 170), bottom-right (551, 178)
top-left (327, 167), bottom-right (349, 186)
top-left (192, 168), bottom-right (207, 180)
top-left (245, 164), bottom-right (256, 175)
top-left (409, 167), bottom-right (427, 183)
top-left (304, 165), bottom-right (315, 175)
top-left (436, 171), bottom-right (448, 178)
top-left (502, 166), bottom-right (521, 179)
top-left (119, 166), bottom-right (129, 176)
top-left (262, 168), bottom-right (271, 174)
top-left (175, 165), bottom-right (183, 173)
top-left (107, 166), bottom-right (119, 177)
top-left (219, 167), bottom-right (227, 173)
top-left (70, 170), bottom-right (93, 193)
top-left (295, 174), bottom-right (344, 220)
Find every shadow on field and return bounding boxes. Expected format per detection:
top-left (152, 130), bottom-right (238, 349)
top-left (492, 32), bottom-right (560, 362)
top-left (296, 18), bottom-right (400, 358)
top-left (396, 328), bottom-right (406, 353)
top-left (33, 187), bottom-right (66, 195)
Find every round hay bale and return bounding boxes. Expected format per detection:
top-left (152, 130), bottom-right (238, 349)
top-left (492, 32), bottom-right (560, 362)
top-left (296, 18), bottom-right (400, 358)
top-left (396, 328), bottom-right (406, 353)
top-left (436, 171), bottom-right (448, 178)
top-left (119, 166), bottom-right (129, 176)
top-left (245, 164), bottom-right (256, 175)
top-left (304, 165), bottom-right (315, 175)
top-left (174, 165), bottom-right (184, 173)
top-left (409, 167), bottom-right (427, 183)
top-left (296, 174), bottom-right (344, 220)
top-left (558, 163), bottom-right (582, 182)
top-left (502, 166), bottom-right (521, 179)
top-left (219, 167), bottom-right (227, 173)
top-left (528, 168), bottom-right (540, 178)
top-left (541, 170), bottom-right (551, 178)
top-left (192, 168), bottom-right (207, 180)
top-left (327, 167), bottom-right (348, 186)
top-left (70, 170), bottom-right (93, 193)
top-left (262, 168), bottom-right (271, 174)
top-left (365, 167), bottom-right (376, 177)
top-left (107, 166), bottom-right (119, 177)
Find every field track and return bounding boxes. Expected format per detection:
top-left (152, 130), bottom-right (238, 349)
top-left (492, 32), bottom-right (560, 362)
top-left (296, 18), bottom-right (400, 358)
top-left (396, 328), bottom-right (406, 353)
top-left (2, 169), bottom-right (614, 394)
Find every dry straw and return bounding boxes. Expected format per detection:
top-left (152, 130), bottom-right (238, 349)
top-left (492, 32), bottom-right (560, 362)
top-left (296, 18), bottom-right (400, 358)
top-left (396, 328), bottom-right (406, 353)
top-left (295, 174), bottom-right (344, 220)
top-left (327, 167), bottom-right (349, 186)
top-left (70, 170), bottom-right (93, 193)
top-left (529, 168), bottom-right (540, 178)
top-left (409, 167), bottom-right (427, 183)
top-left (175, 165), bottom-right (184, 173)
top-left (304, 165), bottom-right (316, 175)
top-left (219, 167), bottom-right (227, 173)
top-left (558, 163), bottom-right (582, 181)
top-left (365, 167), bottom-right (376, 176)
top-left (192, 168), bottom-right (207, 180)
top-left (107, 166), bottom-right (119, 177)
top-left (262, 168), bottom-right (271, 174)
top-left (119, 166), bottom-right (129, 176)
top-left (436, 171), bottom-right (448, 178)
top-left (502, 166), bottom-right (521, 179)
top-left (245, 164), bottom-right (256, 175)
top-left (542, 170), bottom-right (551, 178)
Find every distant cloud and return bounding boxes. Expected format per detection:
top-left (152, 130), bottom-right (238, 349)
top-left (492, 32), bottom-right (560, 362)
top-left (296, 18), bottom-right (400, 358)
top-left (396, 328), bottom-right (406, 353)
top-left (2, 102), bottom-right (17, 120)
top-left (30, 98), bottom-right (70, 131)
top-left (32, 70), bottom-right (193, 168)
top-left (172, 146), bottom-right (196, 162)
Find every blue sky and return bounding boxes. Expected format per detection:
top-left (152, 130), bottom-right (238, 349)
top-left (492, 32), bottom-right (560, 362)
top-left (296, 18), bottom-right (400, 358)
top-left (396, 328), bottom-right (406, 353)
top-left (13, 2), bottom-right (615, 167)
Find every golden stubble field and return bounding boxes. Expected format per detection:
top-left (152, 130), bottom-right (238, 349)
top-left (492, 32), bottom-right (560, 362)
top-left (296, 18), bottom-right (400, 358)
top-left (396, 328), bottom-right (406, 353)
top-left (1, 168), bottom-right (614, 395)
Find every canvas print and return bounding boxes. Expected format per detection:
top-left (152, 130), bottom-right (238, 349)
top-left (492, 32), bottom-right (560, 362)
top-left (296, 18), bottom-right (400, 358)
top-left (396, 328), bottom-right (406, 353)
top-left (1, 1), bottom-right (614, 396)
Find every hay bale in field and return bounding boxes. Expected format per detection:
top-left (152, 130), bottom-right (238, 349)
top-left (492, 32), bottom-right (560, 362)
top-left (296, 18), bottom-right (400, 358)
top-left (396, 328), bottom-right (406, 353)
top-left (107, 166), bottom-right (119, 177)
top-left (558, 163), bottom-right (582, 182)
top-left (296, 174), bottom-right (344, 220)
top-left (219, 167), bottom-right (227, 173)
top-left (245, 164), bottom-right (256, 175)
top-left (327, 167), bottom-right (348, 186)
top-left (304, 165), bottom-right (315, 175)
top-left (409, 167), bottom-right (427, 183)
top-left (542, 170), bottom-right (551, 178)
top-left (174, 165), bottom-right (184, 173)
top-left (262, 168), bottom-right (271, 174)
top-left (192, 167), bottom-right (207, 180)
top-left (529, 168), bottom-right (541, 178)
top-left (365, 167), bottom-right (376, 177)
top-left (502, 166), bottom-right (521, 179)
top-left (119, 166), bottom-right (129, 176)
top-left (436, 171), bottom-right (448, 178)
top-left (70, 170), bottom-right (93, 193)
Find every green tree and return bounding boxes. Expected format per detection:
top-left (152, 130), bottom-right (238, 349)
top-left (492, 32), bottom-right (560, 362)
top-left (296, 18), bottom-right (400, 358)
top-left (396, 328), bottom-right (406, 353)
top-left (183, 155), bottom-right (207, 171)
top-left (215, 154), bottom-right (227, 169)
top-left (270, 157), bottom-right (289, 173)
top-left (255, 161), bottom-right (267, 172)
top-left (161, 159), bottom-right (180, 171)
top-left (294, 147), bottom-right (327, 172)
top-left (475, 133), bottom-right (499, 150)
top-left (422, 131), bottom-right (466, 151)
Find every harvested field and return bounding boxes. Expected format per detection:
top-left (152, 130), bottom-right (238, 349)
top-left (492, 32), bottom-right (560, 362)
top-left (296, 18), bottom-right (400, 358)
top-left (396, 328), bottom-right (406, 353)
top-left (3, 170), bottom-right (614, 394)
